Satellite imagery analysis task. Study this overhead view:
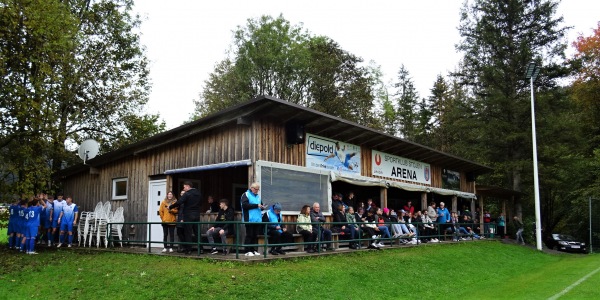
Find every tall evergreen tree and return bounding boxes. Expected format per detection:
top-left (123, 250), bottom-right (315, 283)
top-left (454, 0), bottom-right (568, 192)
top-left (392, 65), bottom-right (420, 140)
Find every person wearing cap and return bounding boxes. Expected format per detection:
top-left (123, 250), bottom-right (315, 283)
top-left (262, 203), bottom-right (292, 255)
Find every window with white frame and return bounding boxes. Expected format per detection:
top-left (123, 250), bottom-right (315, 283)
top-left (257, 161), bottom-right (330, 214)
top-left (112, 178), bottom-right (128, 200)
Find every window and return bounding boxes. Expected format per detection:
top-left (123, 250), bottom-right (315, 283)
top-left (112, 178), bottom-right (128, 200)
top-left (257, 161), bottom-right (330, 214)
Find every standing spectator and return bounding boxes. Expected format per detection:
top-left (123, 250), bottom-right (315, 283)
top-left (437, 202), bottom-right (451, 233)
top-left (513, 216), bottom-right (525, 245)
top-left (241, 182), bottom-right (266, 257)
top-left (175, 190), bottom-right (186, 253)
top-left (262, 203), bottom-right (293, 255)
top-left (346, 191), bottom-right (357, 210)
top-left (497, 212), bottom-right (506, 238)
top-left (403, 200), bottom-right (415, 215)
top-left (206, 195), bottom-right (220, 213)
top-left (57, 196), bottom-right (78, 248)
top-left (207, 199), bottom-right (234, 255)
top-left (310, 202), bottom-right (333, 251)
top-left (427, 202), bottom-right (438, 223)
top-left (159, 191), bottom-right (178, 253)
top-left (297, 205), bottom-right (317, 253)
top-left (169, 181), bottom-right (202, 255)
top-left (483, 211), bottom-right (492, 237)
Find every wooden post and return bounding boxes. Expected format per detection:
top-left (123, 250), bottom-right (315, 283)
top-left (380, 187), bottom-right (387, 209)
top-left (452, 195), bottom-right (458, 213)
top-left (421, 192), bottom-right (428, 212)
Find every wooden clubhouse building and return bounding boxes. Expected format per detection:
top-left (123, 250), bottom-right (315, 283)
top-left (58, 96), bottom-right (507, 243)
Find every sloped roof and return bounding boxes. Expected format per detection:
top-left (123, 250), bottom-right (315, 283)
top-left (59, 95), bottom-right (492, 177)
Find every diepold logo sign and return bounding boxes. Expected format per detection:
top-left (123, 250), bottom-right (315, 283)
top-left (372, 150), bottom-right (430, 185)
top-left (306, 133), bottom-right (361, 175)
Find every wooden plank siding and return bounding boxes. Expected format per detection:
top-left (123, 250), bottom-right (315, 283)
top-left (60, 124), bottom-right (254, 239)
top-left (60, 116), bottom-right (476, 241)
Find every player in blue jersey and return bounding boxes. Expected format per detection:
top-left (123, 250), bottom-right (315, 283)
top-left (58, 196), bottom-right (78, 248)
top-left (7, 199), bottom-right (20, 249)
top-left (49, 194), bottom-right (65, 246)
top-left (43, 195), bottom-right (54, 246)
top-left (25, 197), bottom-right (46, 254)
top-left (37, 193), bottom-right (47, 244)
top-left (17, 199), bottom-right (28, 252)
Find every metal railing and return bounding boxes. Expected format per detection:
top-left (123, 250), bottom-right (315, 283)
top-left (107, 220), bottom-right (495, 259)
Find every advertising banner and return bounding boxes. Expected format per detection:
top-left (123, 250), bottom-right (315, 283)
top-left (371, 150), bottom-right (431, 185)
top-left (305, 133), bottom-right (361, 175)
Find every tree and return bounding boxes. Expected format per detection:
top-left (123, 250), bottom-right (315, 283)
top-left (193, 15), bottom-right (379, 127)
top-left (392, 65), bottom-right (420, 140)
top-left (571, 22), bottom-right (600, 152)
top-left (0, 0), bottom-right (160, 197)
top-left (454, 0), bottom-right (569, 192)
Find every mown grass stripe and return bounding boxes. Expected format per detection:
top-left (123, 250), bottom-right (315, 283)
top-left (547, 265), bottom-right (600, 300)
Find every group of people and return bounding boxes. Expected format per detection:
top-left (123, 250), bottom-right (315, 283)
top-left (6, 193), bottom-right (79, 254)
top-left (158, 181), bottom-right (235, 255)
top-left (157, 182), bottom-right (513, 257)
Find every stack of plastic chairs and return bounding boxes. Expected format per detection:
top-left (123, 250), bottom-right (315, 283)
top-left (86, 202), bottom-right (104, 247)
top-left (95, 201), bottom-right (111, 248)
top-left (110, 207), bottom-right (125, 247)
top-left (77, 211), bottom-right (90, 247)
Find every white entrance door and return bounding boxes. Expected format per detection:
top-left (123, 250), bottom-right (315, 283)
top-left (148, 179), bottom-right (166, 248)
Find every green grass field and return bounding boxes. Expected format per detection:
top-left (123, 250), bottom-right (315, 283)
top-left (1, 241), bottom-right (599, 299)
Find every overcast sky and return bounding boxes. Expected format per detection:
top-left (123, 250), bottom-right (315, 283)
top-left (133, 1), bottom-right (600, 130)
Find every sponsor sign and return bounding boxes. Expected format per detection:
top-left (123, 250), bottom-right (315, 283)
top-left (305, 133), bottom-right (361, 175)
top-left (372, 150), bottom-right (431, 185)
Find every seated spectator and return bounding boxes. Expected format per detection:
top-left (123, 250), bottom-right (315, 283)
top-left (420, 209), bottom-right (438, 242)
top-left (206, 199), bottom-right (234, 255)
top-left (394, 210), bottom-right (414, 239)
top-left (375, 208), bottom-right (392, 247)
top-left (450, 211), bottom-right (470, 241)
top-left (297, 205), bottom-right (317, 253)
top-left (310, 202), bottom-right (333, 251)
top-left (332, 204), bottom-right (358, 249)
top-left (364, 208), bottom-right (382, 249)
top-left (262, 203), bottom-right (293, 255)
top-left (461, 215), bottom-right (484, 239)
top-left (346, 207), bottom-right (359, 232)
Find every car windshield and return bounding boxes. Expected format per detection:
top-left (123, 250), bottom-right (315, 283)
top-left (553, 234), bottom-right (576, 241)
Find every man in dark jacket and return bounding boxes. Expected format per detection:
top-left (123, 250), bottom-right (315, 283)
top-left (169, 181), bottom-right (202, 254)
top-left (310, 202), bottom-right (333, 251)
top-left (206, 199), bottom-right (234, 255)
